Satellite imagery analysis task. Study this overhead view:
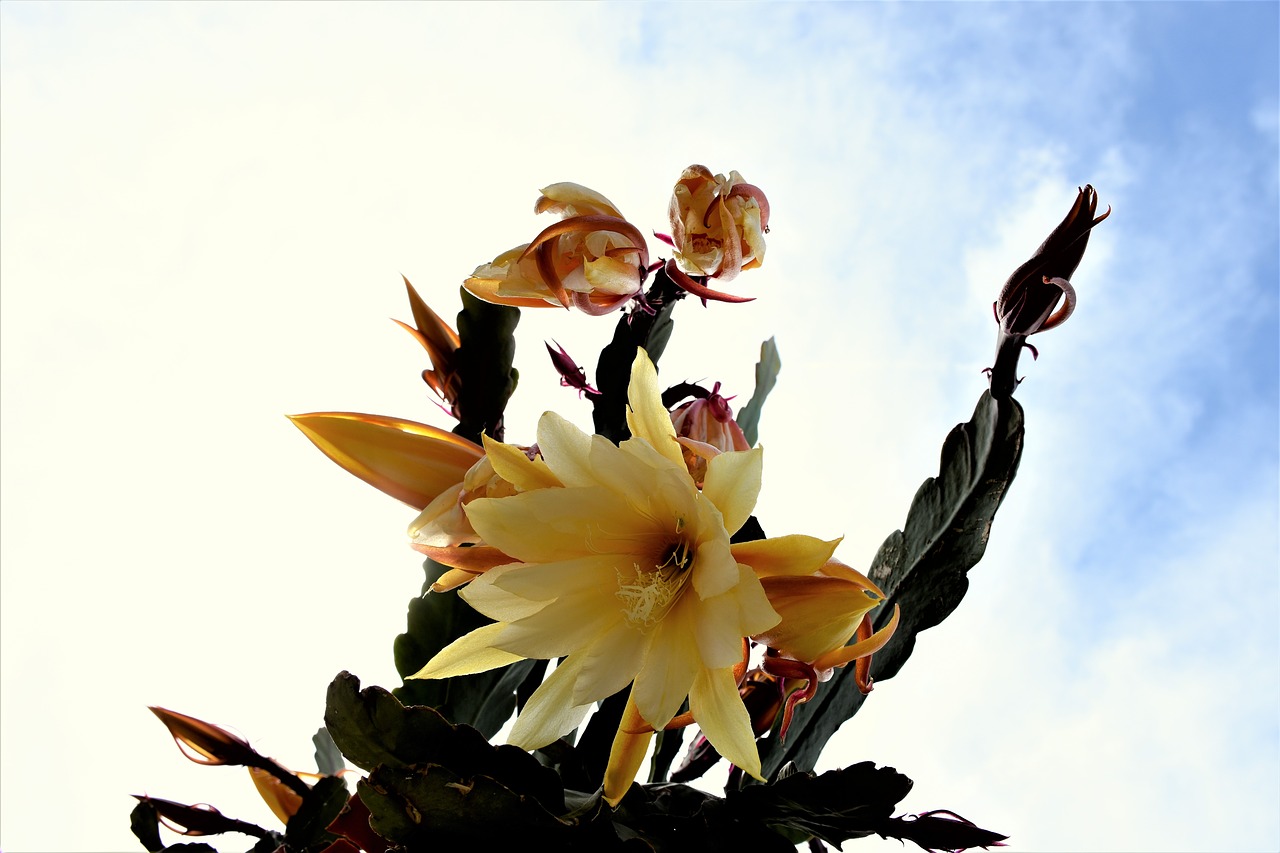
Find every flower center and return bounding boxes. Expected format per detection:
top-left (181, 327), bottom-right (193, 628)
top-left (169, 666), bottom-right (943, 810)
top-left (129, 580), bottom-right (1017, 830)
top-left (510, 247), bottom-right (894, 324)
top-left (616, 527), bottom-right (694, 629)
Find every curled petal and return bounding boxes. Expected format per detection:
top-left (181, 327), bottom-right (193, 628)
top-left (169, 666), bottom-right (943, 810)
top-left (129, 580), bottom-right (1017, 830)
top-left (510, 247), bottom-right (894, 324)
top-left (812, 604), bottom-right (900, 674)
top-left (664, 259), bottom-right (755, 304)
top-left (1035, 276), bottom-right (1077, 332)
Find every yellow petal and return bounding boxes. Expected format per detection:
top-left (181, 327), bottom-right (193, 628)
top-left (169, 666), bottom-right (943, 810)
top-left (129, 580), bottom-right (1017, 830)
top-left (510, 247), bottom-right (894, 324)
top-left (730, 535), bottom-right (842, 578)
top-left (701, 446), bottom-right (762, 537)
top-left (690, 522), bottom-right (740, 600)
top-left (496, 584), bottom-right (622, 660)
top-left (536, 411), bottom-right (597, 487)
top-left (460, 563), bottom-right (551, 622)
top-left (289, 413), bottom-right (482, 510)
top-left (689, 665), bottom-right (762, 781)
top-left (692, 566), bottom-right (778, 668)
top-left (812, 604), bottom-right (900, 672)
top-left (249, 767), bottom-right (303, 824)
top-left (625, 349), bottom-right (685, 470)
top-left (536, 182), bottom-right (625, 219)
top-left (572, 620), bottom-right (647, 706)
top-left (465, 486), bottom-right (632, 563)
top-left (480, 434), bottom-right (562, 491)
top-left (408, 622), bottom-right (522, 680)
top-left (603, 693), bottom-right (654, 807)
top-left (508, 653), bottom-right (593, 750)
top-left (632, 597), bottom-right (700, 729)
top-left (582, 254), bottom-right (642, 296)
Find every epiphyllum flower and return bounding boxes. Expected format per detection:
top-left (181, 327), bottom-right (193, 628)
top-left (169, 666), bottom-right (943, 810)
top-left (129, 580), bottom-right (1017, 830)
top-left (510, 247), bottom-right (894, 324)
top-left (669, 165), bottom-right (769, 283)
top-left (464, 183), bottom-right (650, 315)
top-left (412, 349), bottom-right (839, 805)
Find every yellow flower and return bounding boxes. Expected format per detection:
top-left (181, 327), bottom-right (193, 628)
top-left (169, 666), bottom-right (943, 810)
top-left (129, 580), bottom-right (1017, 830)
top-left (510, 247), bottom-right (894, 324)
top-left (668, 165), bottom-right (770, 282)
top-left (411, 349), bottom-right (838, 805)
top-left (288, 412), bottom-right (483, 510)
top-left (465, 183), bottom-right (649, 315)
top-left (754, 559), bottom-right (900, 677)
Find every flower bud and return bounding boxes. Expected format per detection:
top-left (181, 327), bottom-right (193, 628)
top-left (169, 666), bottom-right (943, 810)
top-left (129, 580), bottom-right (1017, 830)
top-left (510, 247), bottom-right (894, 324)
top-left (669, 382), bottom-right (749, 485)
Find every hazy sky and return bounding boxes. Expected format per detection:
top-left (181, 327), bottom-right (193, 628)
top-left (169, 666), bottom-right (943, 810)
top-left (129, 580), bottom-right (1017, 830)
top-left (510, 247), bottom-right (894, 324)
top-left (2, 3), bottom-right (1276, 852)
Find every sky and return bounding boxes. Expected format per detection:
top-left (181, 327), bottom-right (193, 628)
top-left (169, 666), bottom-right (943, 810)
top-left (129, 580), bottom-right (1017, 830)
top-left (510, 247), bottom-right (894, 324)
top-left (1, 3), bottom-right (1276, 852)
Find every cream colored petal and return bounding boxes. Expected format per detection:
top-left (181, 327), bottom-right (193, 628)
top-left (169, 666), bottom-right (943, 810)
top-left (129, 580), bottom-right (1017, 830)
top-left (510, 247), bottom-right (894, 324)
top-left (460, 563), bottom-right (550, 622)
top-left (571, 620), bottom-right (647, 706)
top-left (491, 554), bottom-right (623, 602)
top-left (464, 486), bottom-right (630, 563)
top-left (496, 586), bottom-right (622, 660)
top-left (536, 182), bottom-right (625, 219)
top-left (694, 566), bottom-right (778, 668)
top-left (701, 448), bottom-right (762, 536)
top-left (408, 622), bottom-right (522, 680)
top-left (690, 519), bottom-right (739, 601)
top-left (592, 434), bottom-right (695, 527)
top-left (689, 665), bottom-right (762, 781)
top-left (730, 535), bottom-right (842, 578)
top-left (507, 654), bottom-right (593, 750)
top-left (583, 255), bottom-right (642, 296)
top-left (536, 411), bottom-right (597, 487)
top-left (406, 485), bottom-right (474, 547)
top-left (625, 349), bottom-right (685, 469)
top-left (632, 597), bottom-right (701, 729)
top-left (480, 434), bottom-right (562, 492)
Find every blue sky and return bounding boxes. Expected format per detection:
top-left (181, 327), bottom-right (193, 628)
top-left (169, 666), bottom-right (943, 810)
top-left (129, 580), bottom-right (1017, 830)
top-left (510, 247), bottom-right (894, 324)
top-left (1, 3), bottom-right (1276, 851)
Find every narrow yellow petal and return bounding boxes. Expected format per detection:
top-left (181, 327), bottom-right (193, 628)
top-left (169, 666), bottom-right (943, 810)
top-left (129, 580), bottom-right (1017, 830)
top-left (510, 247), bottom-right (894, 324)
top-left (701, 447), bottom-right (762, 536)
top-left (689, 665), bottom-right (762, 781)
top-left (481, 434), bottom-right (562, 491)
top-left (409, 623), bottom-right (522, 680)
top-left (536, 411), bottom-right (597, 487)
top-left (625, 349), bottom-right (685, 469)
top-left (603, 693), bottom-right (654, 807)
top-left (288, 413), bottom-right (482, 510)
top-left (730, 535), bottom-right (842, 578)
top-left (812, 604), bottom-right (900, 672)
top-left (632, 598), bottom-right (700, 729)
top-left (508, 654), bottom-right (593, 750)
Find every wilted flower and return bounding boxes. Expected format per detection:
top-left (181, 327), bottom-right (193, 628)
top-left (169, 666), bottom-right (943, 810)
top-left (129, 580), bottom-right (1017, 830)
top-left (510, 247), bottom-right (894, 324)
top-left (989, 185), bottom-right (1109, 396)
top-left (288, 412), bottom-right (483, 510)
top-left (465, 183), bottom-right (649, 315)
top-left (410, 349), bottom-right (839, 805)
top-left (394, 276), bottom-right (462, 415)
top-left (149, 706), bottom-right (260, 767)
top-left (669, 165), bottom-right (769, 282)
top-left (669, 381), bottom-right (750, 485)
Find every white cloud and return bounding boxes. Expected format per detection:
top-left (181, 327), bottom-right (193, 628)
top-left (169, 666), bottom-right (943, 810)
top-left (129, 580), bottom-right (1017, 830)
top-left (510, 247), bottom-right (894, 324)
top-left (1, 3), bottom-right (1274, 852)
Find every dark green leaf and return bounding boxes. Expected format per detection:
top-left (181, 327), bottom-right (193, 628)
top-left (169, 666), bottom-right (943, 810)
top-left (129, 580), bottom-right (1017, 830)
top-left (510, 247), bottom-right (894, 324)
top-left (647, 727), bottom-right (685, 785)
top-left (760, 391), bottom-right (1024, 777)
top-left (284, 775), bottom-right (349, 851)
top-left (730, 763), bottom-right (912, 847)
top-left (129, 800), bottom-right (165, 852)
top-left (359, 765), bottom-right (580, 849)
top-left (611, 782), bottom-right (794, 852)
top-left (324, 672), bottom-right (565, 814)
top-left (451, 287), bottom-right (519, 444)
top-left (591, 269), bottom-right (686, 443)
top-left (312, 726), bottom-right (345, 777)
top-left (735, 337), bottom-right (781, 446)
top-left (391, 559), bottom-right (532, 738)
